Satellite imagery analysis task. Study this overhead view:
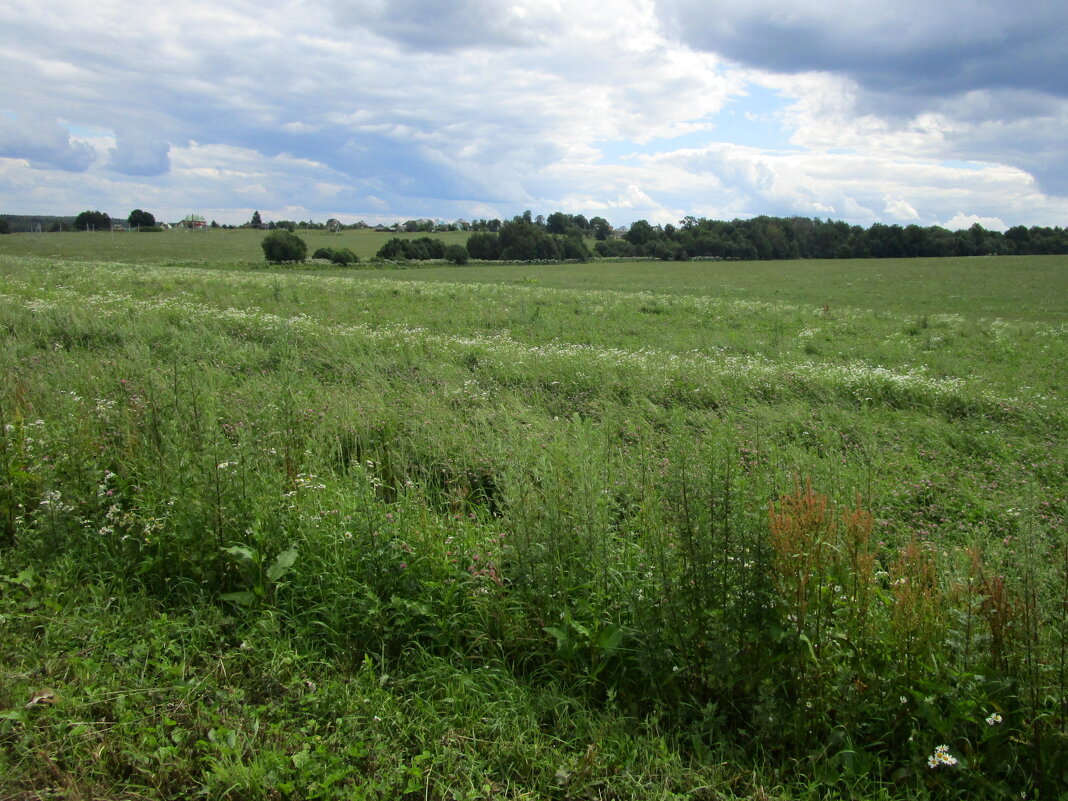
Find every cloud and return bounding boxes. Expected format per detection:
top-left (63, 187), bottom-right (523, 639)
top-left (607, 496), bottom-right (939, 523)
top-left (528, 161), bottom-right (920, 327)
top-left (883, 197), bottom-right (919, 221)
top-left (941, 212), bottom-right (1008, 232)
top-left (325, 0), bottom-right (565, 51)
top-left (656, 1), bottom-right (1068, 197)
top-left (0, 113), bottom-right (94, 171)
top-left (655, 0), bottom-right (1068, 99)
top-left (107, 133), bottom-right (171, 176)
top-left (0, 0), bottom-right (1066, 228)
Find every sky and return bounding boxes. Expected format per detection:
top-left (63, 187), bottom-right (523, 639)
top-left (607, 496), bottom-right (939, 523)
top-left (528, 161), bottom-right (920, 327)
top-left (1, 0), bottom-right (1066, 230)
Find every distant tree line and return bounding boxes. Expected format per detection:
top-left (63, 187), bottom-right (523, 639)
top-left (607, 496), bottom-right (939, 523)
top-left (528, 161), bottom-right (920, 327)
top-left (5, 207), bottom-right (1068, 262)
top-left (0, 215), bottom-right (80, 233)
top-left (594, 216), bottom-right (1068, 261)
top-left (467, 211), bottom-right (613, 240)
top-left (462, 213), bottom-right (594, 262)
top-left (458, 213), bottom-right (1068, 263)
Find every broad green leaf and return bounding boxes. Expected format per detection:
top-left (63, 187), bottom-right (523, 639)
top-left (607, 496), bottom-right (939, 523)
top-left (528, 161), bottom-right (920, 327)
top-left (222, 545), bottom-right (258, 565)
top-left (596, 624), bottom-right (624, 655)
top-left (266, 547), bottom-right (298, 582)
top-left (220, 591), bottom-right (256, 607)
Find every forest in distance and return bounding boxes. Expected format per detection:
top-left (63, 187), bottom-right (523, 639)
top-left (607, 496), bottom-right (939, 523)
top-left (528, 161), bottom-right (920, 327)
top-left (5, 209), bottom-right (1068, 263)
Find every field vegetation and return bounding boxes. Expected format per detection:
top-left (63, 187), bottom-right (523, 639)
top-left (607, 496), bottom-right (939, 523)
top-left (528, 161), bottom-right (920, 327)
top-left (0, 236), bottom-right (1065, 799)
top-left (0, 227), bottom-right (471, 264)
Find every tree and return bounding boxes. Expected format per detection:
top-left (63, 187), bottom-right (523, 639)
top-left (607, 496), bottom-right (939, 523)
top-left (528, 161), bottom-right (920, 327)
top-left (127, 209), bottom-right (155, 228)
top-left (545, 212), bottom-right (569, 234)
top-left (74, 210), bottom-right (111, 231)
top-left (250, 210), bottom-right (262, 229)
top-left (261, 230), bottom-right (307, 263)
top-left (499, 217), bottom-right (542, 260)
top-left (0, 218), bottom-right (9, 235)
top-left (466, 232), bottom-right (501, 260)
top-left (624, 219), bottom-right (657, 247)
top-left (589, 216), bottom-right (612, 240)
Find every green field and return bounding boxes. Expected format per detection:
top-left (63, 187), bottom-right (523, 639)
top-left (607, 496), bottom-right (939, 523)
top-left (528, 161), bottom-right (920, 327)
top-left (0, 227), bottom-right (471, 264)
top-left (0, 236), bottom-right (1065, 799)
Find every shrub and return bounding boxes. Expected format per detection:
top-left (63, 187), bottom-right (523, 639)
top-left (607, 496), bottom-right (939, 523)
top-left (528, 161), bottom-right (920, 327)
top-left (313, 247), bottom-right (336, 260)
top-left (261, 230), bottom-right (307, 264)
top-left (444, 244), bottom-right (469, 265)
top-left (330, 248), bottom-right (359, 266)
top-left (376, 237), bottom-right (446, 261)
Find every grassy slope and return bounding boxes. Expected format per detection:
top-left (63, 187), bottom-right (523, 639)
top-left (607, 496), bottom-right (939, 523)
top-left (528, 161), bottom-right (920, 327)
top-left (0, 228), bottom-right (471, 264)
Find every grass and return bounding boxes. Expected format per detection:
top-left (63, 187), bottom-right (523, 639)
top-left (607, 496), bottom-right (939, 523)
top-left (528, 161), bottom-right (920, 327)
top-left (0, 227), bottom-right (472, 264)
top-left (0, 242), bottom-right (1065, 799)
top-left (389, 255), bottom-right (1068, 322)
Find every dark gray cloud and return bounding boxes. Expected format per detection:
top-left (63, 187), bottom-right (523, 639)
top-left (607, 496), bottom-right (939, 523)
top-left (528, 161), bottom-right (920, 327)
top-left (0, 113), bottom-right (94, 171)
top-left (655, 0), bottom-right (1068, 196)
top-left (655, 0), bottom-right (1067, 100)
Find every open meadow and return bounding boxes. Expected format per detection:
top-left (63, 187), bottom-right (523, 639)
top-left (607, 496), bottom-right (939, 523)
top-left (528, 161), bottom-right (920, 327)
top-left (0, 227), bottom-right (471, 265)
top-left (0, 234), bottom-right (1065, 799)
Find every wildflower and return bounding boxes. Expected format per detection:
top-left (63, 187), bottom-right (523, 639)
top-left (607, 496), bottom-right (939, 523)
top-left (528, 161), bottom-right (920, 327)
top-left (985, 712), bottom-right (1003, 726)
top-left (927, 744), bottom-right (958, 768)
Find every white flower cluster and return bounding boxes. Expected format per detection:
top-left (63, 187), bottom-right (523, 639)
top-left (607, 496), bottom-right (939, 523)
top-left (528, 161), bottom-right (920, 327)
top-left (927, 744), bottom-right (958, 768)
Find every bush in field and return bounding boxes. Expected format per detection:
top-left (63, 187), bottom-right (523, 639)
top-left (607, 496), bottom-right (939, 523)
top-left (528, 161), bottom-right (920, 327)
top-left (311, 246), bottom-right (357, 265)
top-left (330, 247), bottom-right (359, 266)
top-left (444, 244), bottom-right (469, 265)
top-left (375, 237), bottom-right (446, 261)
top-left (261, 229), bottom-right (307, 263)
top-left (376, 236), bottom-right (445, 261)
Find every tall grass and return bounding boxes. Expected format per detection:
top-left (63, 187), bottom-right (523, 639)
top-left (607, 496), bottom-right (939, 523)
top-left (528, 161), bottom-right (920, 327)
top-left (1, 253), bottom-right (1064, 799)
